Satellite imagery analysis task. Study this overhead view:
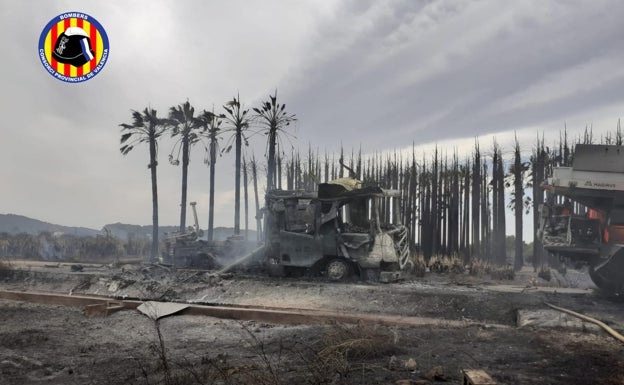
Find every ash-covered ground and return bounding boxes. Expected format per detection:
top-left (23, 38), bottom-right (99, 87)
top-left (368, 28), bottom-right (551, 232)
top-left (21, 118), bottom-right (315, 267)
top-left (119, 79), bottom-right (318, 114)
top-left (0, 260), bottom-right (623, 385)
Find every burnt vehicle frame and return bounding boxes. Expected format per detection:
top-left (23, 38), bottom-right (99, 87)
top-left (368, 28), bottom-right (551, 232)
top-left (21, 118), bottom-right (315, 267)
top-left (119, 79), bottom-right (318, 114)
top-left (538, 144), bottom-right (624, 292)
top-left (263, 180), bottom-right (411, 281)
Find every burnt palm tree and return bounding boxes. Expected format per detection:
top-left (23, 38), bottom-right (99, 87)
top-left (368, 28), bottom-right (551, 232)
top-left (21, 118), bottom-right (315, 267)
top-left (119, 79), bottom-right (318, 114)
top-left (491, 141), bottom-right (506, 264)
top-left (253, 90), bottom-right (296, 190)
top-left (507, 134), bottom-right (531, 271)
top-left (222, 94), bottom-right (251, 235)
top-left (168, 100), bottom-right (201, 233)
top-left (198, 109), bottom-right (223, 241)
top-left (119, 107), bottom-right (168, 262)
top-left (471, 141), bottom-right (481, 258)
top-left (530, 134), bottom-right (547, 269)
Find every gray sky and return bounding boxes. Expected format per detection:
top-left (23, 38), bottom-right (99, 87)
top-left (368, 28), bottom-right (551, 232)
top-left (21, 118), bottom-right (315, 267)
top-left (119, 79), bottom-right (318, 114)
top-left (2, 0), bottom-right (624, 234)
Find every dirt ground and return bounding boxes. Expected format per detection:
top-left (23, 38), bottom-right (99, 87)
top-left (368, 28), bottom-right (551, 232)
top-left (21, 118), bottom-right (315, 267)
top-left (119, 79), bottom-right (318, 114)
top-left (0, 260), bottom-right (623, 385)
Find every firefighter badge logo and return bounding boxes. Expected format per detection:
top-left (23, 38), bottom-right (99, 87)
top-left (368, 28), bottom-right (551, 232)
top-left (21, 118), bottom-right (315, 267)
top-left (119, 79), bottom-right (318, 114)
top-left (38, 12), bottom-right (109, 83)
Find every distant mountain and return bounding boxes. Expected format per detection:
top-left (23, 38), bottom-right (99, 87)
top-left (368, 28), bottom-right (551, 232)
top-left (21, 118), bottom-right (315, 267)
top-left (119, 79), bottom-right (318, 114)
top-left (0, 213), bottom-right (101, 237)
top-left (0, 213), bottom-right (257, 241)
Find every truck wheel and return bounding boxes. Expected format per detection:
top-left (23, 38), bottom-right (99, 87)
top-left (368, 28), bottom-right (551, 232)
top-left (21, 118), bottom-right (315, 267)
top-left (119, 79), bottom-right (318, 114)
top-left (326, 258), bottom-right (351, 281)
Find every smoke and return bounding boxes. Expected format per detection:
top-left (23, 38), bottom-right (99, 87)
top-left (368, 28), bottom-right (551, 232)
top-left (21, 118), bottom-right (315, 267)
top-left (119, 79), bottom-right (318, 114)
top-left (38, 235), bottom-right (62, 260)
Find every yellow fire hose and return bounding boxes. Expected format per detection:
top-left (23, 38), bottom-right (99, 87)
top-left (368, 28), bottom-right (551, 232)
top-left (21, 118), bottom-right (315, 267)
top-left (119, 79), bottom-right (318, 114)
top-left (544, 302), bottom-right (624, 343)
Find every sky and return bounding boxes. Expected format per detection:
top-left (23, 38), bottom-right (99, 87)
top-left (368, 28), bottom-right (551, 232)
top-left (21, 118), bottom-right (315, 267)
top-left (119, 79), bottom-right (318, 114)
top-left (2, 0), bottom-right (624, 240)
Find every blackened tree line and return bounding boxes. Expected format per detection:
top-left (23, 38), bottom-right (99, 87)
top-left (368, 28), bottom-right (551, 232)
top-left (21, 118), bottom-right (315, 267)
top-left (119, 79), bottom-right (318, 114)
top-left (120, 95), bottom-right (623, 271)
top-left (276, 125), bottom-right (623, 270)
top-left (0, 231), bottom-right (142, 260)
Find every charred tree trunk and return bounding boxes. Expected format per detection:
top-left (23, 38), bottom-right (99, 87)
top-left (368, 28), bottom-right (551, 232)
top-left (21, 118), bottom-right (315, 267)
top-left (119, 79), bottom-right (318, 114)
top-left (492, 144), bottom-right (506, 264)
top-left (410, 154), bottom-right (418, 252)
top-left (179, 136), bottom-right (189, 233)
top-left (431, 149), bottom-right (439, 255)
top-left (234, 129), bottom-right (241, 235)
top-left (277, 153), bottom-right (282, 190)
top-left (461, 160), bottom-right (471, 262)
top-left (481, 163), bottom-right (490, 261)
top-left (512, 136), bottom-right (525, 270)
top-left (148, 131), bottom-right (159, 262)
top-left (207, 132), bottom-right (217, 241)
top-left (449, 154), bottom-right (460, 256)
top-left (531, 135), bottom-right (547, 270)
top-left (324, 152), bottom-right (329, 183)
top-left (251, 155), bottom-right (262, 241)
top-left (472, 143), bottom-right (481, 258)
top-left (243, 156), bottom-right (249, 240)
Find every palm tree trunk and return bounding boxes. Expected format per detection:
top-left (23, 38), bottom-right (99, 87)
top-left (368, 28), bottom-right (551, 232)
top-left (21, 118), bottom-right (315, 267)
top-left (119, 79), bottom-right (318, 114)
top-left (431, 150), bottom-right (439, 255)
top-left (481, 163), bottom-right (490, 261)
top-left (492, 148), bottom-right (499, 260)
top-left (324, 152), bottom-right (329, 183)
top-left (267, 128), bottom-right (277, 189)
top-left (243, 156), bottom-right (249, 240)
top-left (234, 130), bottom-right (241, 235)
top-left (251, 155), bottom-right (262, 241)
top-left (208, 138), bottom-right (217, 241)
top-left (461, 160), bottom-right (470, 262)
top-left (179, 136), bottom-right (189, 233)
top-left (450, 155), bottom-right (460, 256)
top-left (149, 133), bottom-right (159, 263)
top-left (410, 155), bottom-right (418, 252)
top-left (472, 144), bottom-right (481, 258)
top-left (532, 136), bottom-right (546, 269)
top-left (277, 153), bottom-right (282, 190)
top-left (493, 146), bottom-right (506, 264)
top-left (513, 139), bottom-right (524, 270)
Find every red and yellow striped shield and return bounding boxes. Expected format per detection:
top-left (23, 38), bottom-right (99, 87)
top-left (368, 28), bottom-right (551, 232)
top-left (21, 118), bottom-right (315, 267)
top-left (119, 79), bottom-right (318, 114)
top-left (39, 12), bottom-right (109, 83)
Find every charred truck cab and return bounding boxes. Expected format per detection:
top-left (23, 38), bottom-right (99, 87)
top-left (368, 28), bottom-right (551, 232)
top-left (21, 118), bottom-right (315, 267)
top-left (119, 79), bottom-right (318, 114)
top-left (263, 178), bottom-right (411, 281)
top-left (538, 144), bottom-right (624, 293)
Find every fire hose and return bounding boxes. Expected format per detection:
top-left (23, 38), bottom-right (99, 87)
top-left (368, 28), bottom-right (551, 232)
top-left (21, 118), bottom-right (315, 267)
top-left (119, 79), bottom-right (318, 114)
top-left (544, 301), bottom-right (624, 344)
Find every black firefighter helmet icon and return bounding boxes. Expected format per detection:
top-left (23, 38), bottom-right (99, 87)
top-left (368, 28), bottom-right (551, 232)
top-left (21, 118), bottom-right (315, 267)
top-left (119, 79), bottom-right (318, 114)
top-left (52, 27), bottom-right (95, 67)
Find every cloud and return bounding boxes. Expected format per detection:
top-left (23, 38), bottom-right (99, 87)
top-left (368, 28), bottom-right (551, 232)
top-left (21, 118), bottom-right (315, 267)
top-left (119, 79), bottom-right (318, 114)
top-left (284, 0), bottom-right (624, 150)
top-left (1, 0), bottom-right (624, 232)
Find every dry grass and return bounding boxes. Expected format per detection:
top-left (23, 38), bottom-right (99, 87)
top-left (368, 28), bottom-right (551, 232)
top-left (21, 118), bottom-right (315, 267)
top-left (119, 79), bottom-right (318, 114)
top-left (469, 258), bottom-right (515, 280)
top-left (138, 321), bottom-right (402, 385)
top-left (411, 255), bottom-right (427, 277)
top-left (428, 255), bottom-right (465, 274)
top-left (319, 322), bottom-right (401, 361)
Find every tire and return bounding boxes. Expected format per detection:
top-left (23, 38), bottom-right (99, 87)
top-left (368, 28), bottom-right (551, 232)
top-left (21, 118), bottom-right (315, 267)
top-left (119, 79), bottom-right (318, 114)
top-left (589, 250), bottom-right (624, 294)
top-left (589, 265), bottom-right (606, 289)
top-left (589, 264), bottom-right (621, 294)
top-left (326, 258), bottom-right (351, 281)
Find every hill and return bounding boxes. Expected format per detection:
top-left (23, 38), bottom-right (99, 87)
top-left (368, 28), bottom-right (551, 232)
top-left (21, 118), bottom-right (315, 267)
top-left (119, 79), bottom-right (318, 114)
top-left (0, 213), bottom-right (257, 241)
top-left (0, 214), bottom-right (100, 237)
